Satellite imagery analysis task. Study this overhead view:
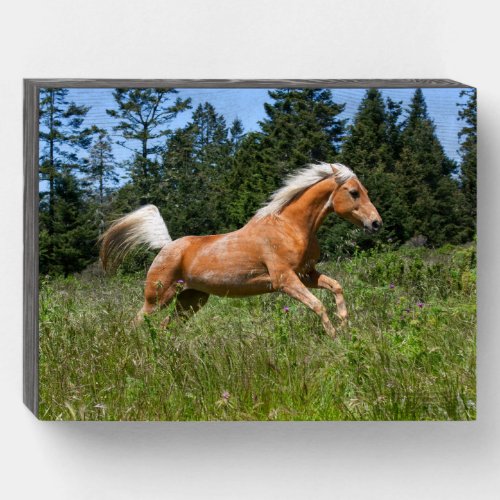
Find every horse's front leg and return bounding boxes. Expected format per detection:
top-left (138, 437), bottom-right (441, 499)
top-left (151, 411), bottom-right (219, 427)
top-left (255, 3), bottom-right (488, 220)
top-left (302, 270), bottom-right (348, 326)
top-left (272, 270), bottom-right (337, 339)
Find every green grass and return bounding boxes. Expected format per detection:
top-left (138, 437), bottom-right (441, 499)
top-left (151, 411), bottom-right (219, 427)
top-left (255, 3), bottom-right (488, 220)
top-left (39, 244), bottom-right (476, 421)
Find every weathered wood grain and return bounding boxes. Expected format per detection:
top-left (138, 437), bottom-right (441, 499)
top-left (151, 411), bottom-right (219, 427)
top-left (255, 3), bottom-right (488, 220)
top-left (23, 80), bottom-right (39, 416)
top-left (25, 78), bottom-right (472, 89)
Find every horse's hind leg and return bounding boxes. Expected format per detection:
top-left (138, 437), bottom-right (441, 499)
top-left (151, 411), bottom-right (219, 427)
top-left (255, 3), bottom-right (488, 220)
top-left (133, 283), bottom-right (178, 326)
top-left (161, 289), bottom-right (209, 327)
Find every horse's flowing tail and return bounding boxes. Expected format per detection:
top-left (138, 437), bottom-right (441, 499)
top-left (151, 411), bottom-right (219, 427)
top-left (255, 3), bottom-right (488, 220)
top-left (99, 204), bottom-right (172, 272)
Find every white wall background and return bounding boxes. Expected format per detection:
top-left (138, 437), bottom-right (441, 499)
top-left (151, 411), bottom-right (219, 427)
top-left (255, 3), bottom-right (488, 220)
top-left (0, 1), bottom-right (498, 498)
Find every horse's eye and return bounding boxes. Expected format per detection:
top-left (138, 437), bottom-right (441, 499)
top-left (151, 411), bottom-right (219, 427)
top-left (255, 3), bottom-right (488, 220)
top-left (350, 190), bottom-right (360, 199)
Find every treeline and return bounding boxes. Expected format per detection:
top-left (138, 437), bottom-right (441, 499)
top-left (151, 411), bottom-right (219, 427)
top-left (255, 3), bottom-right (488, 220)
top-left (38, 87), bottom-right (476, 275)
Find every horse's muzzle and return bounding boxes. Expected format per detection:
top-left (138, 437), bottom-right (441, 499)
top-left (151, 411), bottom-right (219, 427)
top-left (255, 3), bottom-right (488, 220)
top-left (364, 219), bottom-right (382, 233)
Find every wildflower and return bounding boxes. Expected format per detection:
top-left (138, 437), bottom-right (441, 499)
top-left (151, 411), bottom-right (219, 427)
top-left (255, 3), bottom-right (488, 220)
top-left (177, 279), bottom-right (185, 284)
top-left (389, 283), bottom-right (395, 289)
top-left (283, 306), bottom-right (290, 313)
top-left (215, 390), bottom-right (232, 408)
top-left (417, 302), bottom-right (424, 308)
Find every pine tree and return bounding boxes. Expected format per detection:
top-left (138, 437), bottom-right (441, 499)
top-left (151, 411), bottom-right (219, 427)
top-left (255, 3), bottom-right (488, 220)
top-left (191, 103), bottom-right (235, 231)
top-left (39, 88), bottom-right (95, 275)
top-left (39, 89), bottom-right (91, 228)
top-left (85, 127), bottom-right (118, 204)
top-left (161, 126), bottom-right (196, 238)
top-left (319, 89), bottom-right (400, 255)
top-left (340, 89), bottom-right (391, 176)
top-left (106, 89), bottom-right (191, 204)
top-left (328, 89), bottom-right (404, 253)
top-left (48, 174), bottom-right (97, 274)
top-left (395, 89), bottom-right (465, 245)
top-left (229, 118), bottom-right (244, 154)
top-left (385, 97), bottom-right (404, 162)
top-left (161, 103), bottom-right (234, 236)
top-left (225, 131), bottom-right (270, 228)
top-left (82, 127), bottom-right (119, 236)
top-left (457, 89), bottom-right (477, 235)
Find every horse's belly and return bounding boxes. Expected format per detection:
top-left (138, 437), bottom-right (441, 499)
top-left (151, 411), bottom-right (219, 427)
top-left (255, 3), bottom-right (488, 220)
top-left (186, 268), bottom-right (273, 297)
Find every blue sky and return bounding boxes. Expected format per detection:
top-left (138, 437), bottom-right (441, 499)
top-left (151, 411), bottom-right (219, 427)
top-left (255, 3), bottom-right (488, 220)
top-left (65, 86), bottom-right (468, 167)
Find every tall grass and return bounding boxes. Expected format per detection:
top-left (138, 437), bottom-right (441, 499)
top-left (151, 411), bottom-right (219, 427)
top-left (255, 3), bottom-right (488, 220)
top-left (39, 244), bottom-right (476, 421)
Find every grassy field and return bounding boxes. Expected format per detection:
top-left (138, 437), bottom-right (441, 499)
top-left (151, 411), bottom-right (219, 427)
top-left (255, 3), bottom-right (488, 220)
top-left (39, 244), bottom-right (476, 421)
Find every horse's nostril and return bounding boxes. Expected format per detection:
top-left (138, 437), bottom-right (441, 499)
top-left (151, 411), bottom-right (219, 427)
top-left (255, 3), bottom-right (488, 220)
top-left (372, 220), bottom-right (380, 230)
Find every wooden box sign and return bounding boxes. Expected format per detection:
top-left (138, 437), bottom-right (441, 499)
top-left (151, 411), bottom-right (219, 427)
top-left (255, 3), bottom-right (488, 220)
top-left (24, 79), bottom-right (476, 421)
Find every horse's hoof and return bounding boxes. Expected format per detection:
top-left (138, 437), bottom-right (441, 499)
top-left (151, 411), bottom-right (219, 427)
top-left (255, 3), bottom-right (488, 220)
top-left (160, 316), bottom-right (172, 329)
top-left (323, 323), bottom-right (337, 340)
top-left (336, 314), bottom-right (348, 328)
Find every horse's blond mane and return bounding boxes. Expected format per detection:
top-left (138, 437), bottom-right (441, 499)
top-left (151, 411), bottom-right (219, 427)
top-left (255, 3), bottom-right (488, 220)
top-left (254, 162), bottom-right (356, 219)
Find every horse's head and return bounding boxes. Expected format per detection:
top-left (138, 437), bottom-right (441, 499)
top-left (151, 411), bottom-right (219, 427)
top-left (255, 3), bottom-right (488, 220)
top-left (332, 176), bottom-right (382, 233)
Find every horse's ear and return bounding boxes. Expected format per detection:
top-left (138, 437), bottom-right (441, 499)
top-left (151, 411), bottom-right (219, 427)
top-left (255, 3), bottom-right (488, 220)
top-left (329, 163), bottom-right (342, 179)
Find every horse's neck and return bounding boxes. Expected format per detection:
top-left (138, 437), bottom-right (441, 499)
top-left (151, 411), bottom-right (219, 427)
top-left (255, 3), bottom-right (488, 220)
top-left (279, 178), bottom-right (336, 237)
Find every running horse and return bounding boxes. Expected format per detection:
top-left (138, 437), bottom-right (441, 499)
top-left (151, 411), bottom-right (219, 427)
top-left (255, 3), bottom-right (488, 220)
top-left (100, 163), bottom-right (382, 339)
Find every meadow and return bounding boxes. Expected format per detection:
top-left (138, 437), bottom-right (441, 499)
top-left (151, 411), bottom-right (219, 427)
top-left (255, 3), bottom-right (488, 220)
top-left (39, 243), bottom-right (476, 421)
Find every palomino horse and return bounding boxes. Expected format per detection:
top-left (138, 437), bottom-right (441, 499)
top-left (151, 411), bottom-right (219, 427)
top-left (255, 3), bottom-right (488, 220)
top-left (100, 163), bottom-right (382, 338)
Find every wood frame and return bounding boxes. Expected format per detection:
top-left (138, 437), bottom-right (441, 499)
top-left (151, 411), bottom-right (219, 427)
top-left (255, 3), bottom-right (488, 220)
top-left (23, 78), bottom-right (473, 417)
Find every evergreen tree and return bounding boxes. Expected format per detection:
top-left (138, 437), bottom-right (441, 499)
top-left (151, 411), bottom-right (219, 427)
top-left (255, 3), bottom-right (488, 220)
top-left (191, 103), bottom-right (231, 168)
top-left (39, 89), bottom-right (91, 227)
top-left (225, 131), bottom-right (270, 228)
top-left (161, 126), bottom-right (196, 237)
top-left (457, 89), bottom-right (477, 235)
top-left (85, 127), bottom-right (118, 205)
top-left (41, 173), bottom-right (97, 274)
top-left (106, 89), bottom-right (191, 204)
top-left (385, 97), bottom-right (404, 161)
top-left (341, 89), bottom-right (392, 176)
top-left (39, 88), bottom-right (95, 275)
top-left (161, 103), bottom-right (234, 236)
top-left (328, 89), bottom-right (404, 253)
top-left (229, 118), bottom-right (244, 154)
top-left (83, 127), bottom-right (119, 236)
top-left (395, 89), bottom-right (465, 245)
top-left (191, 103), bottom-right (235, 231)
